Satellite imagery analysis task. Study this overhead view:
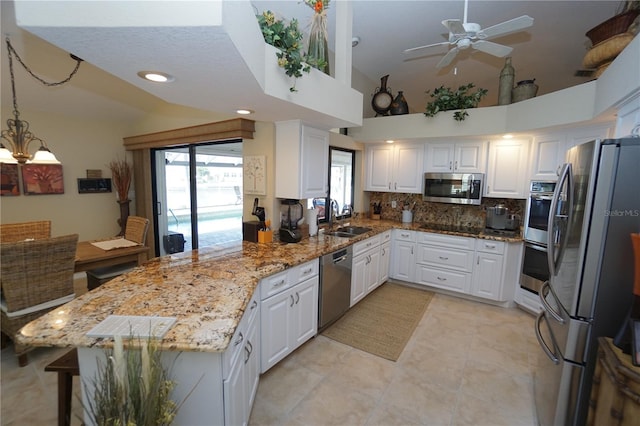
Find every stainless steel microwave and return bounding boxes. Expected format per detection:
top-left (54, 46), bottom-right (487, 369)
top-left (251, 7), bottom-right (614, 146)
top-left (423, 173), bottom-right (484, 205)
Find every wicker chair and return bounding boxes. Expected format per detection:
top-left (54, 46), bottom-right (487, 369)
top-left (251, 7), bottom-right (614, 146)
top-left (0, 220), bottom-right (51, 243)
top-left (86, 216), bottom-right (149, 290)
top-left (123, 215), bottom-right (149, 245)
top-left (0, 233), bottom-right (78, 366)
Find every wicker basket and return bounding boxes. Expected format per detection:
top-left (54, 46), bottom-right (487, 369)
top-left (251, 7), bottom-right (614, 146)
top-left (586, 9), bottom-right (639, 46)
top-left (583, 32), bottom-right (635, 69)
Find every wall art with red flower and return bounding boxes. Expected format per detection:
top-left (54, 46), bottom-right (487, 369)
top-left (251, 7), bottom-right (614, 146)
top-left (21, 164), bottom-right (64, 195)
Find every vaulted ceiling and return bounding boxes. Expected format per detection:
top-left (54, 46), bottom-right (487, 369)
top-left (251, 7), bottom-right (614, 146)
top-left (0, 0), bottom-right (629, 126)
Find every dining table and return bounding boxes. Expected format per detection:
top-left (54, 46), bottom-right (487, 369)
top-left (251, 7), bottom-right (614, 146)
top-left (74, 240), bottom-right (150, 273)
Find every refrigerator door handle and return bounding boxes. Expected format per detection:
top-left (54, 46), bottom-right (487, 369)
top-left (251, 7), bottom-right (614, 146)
top-left (539, 280), bottom-right (565, 324)
top-left (535, 311), bottom-right (560, 365)
top-left (547, 163), bottom-right (573, 277)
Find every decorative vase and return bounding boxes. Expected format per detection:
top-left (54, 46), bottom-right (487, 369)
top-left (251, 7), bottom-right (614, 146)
top-left (307, 12), bottom-right (330, 75)
top-left (371, 75), bottom-right (393, 116)
top-left (511, 79), bottom-right (539, 103)
top-left (498, 57), bottom-right (515, 105)
top-left (390, 91), bottom-right (409, 115)
top-left (117, 199), bottom-right (131, 236)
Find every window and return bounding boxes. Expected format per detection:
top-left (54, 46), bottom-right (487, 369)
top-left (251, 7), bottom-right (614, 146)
top-left (313, 147), bottom-right (355, 222)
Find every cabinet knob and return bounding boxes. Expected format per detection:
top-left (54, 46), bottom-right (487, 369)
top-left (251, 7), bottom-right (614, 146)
top-left (437, 276), bottom-right (447, 281)
top-left (439, 256), bottom-right (449, 261)
top-left (449, 161), bottom-right (453, 170)
top-left (290, 294), bottom-right (295, 307)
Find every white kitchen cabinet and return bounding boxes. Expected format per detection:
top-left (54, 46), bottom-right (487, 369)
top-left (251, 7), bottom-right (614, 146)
top-left (275, 120), bottom-right (329, 199)
top-left (485, 138), bottom-right (530, 199)
top-left (530, 124), bottom-right (612, 181)
top-left (424, 141), bottom-right (487, 173)
top-left (565, 123), bottom-right (612, 151)
top-left (364, 142), bottom-right (424, 193)
top-left (260, 259), bottom-right (319, 373)
top-left (223, 292), bottom-right (260, 426)
top-left (530, 132), bottom-right (565, 181)
top-left (351, 234), bottom-right (382, 306)
top-left (390, 229), bottom-right (416, 282)
top-left (471, 252), bottom-right (504, 300)
top-left (414, 232), bottom-right (475, 294)
top-left (379, 239), bottom-right (391, 284)
top-left (471, 239), bottom-right (522, 302)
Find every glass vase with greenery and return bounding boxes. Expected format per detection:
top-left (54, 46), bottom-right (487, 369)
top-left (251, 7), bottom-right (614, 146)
top-left (257, 10), bottom-right (310, 92)
top-left (424, 83), bottom-right (488, 121)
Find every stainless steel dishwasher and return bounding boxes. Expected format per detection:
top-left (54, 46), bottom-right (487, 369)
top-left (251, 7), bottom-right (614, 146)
top-left (318, 246), bottom-right (352, 332)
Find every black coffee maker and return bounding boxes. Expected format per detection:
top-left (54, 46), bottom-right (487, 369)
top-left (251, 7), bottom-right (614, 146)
top-left (279, 199), bottom-right (303, 243)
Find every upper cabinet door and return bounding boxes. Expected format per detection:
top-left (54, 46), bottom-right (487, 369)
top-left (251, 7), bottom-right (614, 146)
top-left (424, 141), bottom-right (486, 173)
top-left (530, 133), bottom-right (565, 181)
top-left (275, 121), bottom-right (329, 199)
top-left (364, 145), bottom-right (394, 192)
top-left (485, 138), bottom-right (531, 199)
top-left (393, 143), bottom-right (424, 193)
top-left (455, 141), bottom-right (487, 173)
top-left (364, 143), bottom-right (424, 193)
top-left (424, 143), bottom-right (455, 172)
top-left (301, 126), bottom-right (330, 198)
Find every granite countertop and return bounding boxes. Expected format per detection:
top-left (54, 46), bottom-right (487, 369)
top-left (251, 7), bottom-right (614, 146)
top-left (18, 219), bottom-right (522, 354)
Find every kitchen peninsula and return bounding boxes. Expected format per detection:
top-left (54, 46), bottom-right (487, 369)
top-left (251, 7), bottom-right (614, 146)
top-left (18, 219), bottom-right (522, 425)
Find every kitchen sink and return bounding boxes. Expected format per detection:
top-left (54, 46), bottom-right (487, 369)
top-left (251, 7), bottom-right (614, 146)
top-left (326, 231), bottom-right (359, 238)
top-left (325, 226), bottom-right (372, 238)
top-left (335, 226), bottom-right (372, 235)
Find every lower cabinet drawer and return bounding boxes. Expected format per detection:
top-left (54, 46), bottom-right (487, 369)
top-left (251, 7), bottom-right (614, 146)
top-left (416, 244), bottom-right (474, 272)
top-left (415, 264), bottom-right (472, 293)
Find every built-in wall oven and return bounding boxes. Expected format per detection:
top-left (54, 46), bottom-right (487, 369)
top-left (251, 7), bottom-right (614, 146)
top-left (520, 180), bottom-right (557, 294)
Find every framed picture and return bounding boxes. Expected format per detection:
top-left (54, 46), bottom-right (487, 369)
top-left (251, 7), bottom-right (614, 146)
top-left (21, 164), bottom-right (64, 195)
top-left (0, 163), bottom-right (20, 196)
top-left (244, 155), bottom-right (266, 195)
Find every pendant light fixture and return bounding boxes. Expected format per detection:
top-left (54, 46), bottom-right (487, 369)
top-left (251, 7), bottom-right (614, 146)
top-left (1, 37), bottom-right (83, 164)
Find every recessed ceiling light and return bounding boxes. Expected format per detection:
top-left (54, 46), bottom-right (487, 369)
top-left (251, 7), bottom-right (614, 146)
top-left (503, 134), bottom-right (514, 139)
top-left (385, 140), bottom-right (394, 144)
top-left (137, 71), bottom-right (175, 83)
top-left (236, 109), bottom-right (254, 115)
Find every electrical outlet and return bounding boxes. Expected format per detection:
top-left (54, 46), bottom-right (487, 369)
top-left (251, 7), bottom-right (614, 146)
top-left (391, 200), bottom-right (397, 208)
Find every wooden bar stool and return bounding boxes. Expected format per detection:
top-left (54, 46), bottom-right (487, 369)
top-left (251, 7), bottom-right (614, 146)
top-left (45, 348), bottom-right (79, 426)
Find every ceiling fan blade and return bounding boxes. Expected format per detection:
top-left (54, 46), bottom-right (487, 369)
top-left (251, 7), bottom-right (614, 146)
top-left (479, 15), bottom-right (534, 39)
top-left (443, 19), bottom-right (466, 36)
top-left (472, 40), bottom-right (513, 57)
top-left (436, 47), bottom-right (460, 69)
top-left (403, 41), bottom-right (450, 53)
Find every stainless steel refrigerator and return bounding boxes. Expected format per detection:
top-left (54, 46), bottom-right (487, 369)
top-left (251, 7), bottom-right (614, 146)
top-left (534, 138), bottom-right (640, 426)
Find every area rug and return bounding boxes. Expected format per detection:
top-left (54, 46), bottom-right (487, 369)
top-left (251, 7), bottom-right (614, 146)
top-left (322, 283), bottom-right (434, 361)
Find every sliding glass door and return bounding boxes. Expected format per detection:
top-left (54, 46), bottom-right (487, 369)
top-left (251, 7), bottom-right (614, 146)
top-left (152, 141), bottom-right (243, 255)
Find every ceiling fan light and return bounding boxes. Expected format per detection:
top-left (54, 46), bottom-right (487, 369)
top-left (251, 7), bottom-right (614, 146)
top-left (30, 145), bottom-right (61, 164)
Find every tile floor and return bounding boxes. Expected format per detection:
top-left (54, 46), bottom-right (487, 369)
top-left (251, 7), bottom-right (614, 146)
top-left (1, 284), bottom-right (540, 426)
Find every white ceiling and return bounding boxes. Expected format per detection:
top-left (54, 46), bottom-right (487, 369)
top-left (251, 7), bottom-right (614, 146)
top-left (0, 0), bottom-right (627, 127)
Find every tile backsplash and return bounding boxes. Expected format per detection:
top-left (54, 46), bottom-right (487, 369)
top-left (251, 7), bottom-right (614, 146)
top-left (367, 192), bottom-right (526, 229)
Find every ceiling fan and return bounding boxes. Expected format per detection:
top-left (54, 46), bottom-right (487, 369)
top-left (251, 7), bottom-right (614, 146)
top-left (404, 0), bottom-right (534, 69)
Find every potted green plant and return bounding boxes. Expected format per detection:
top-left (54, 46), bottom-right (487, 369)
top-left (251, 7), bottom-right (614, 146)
top-left (257, 10), bottom-right (311, 92)
top-left (424, 83), bottom-right (488, 121)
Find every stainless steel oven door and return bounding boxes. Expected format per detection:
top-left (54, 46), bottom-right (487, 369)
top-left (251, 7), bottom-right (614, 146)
top-left (524, 193), bottom-right (553, 244)
top-left (520, 242), bottom-right (549, 294)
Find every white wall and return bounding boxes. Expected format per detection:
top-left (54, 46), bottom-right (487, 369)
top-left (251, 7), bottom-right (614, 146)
top-left (0, 107), bottom-right (130, 240)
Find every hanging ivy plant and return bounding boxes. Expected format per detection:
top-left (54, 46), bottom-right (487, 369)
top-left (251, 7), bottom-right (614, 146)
top-left (424, 83), bottom-right (488, 121)
top-left (257, 10), bottom-right (311, 92)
